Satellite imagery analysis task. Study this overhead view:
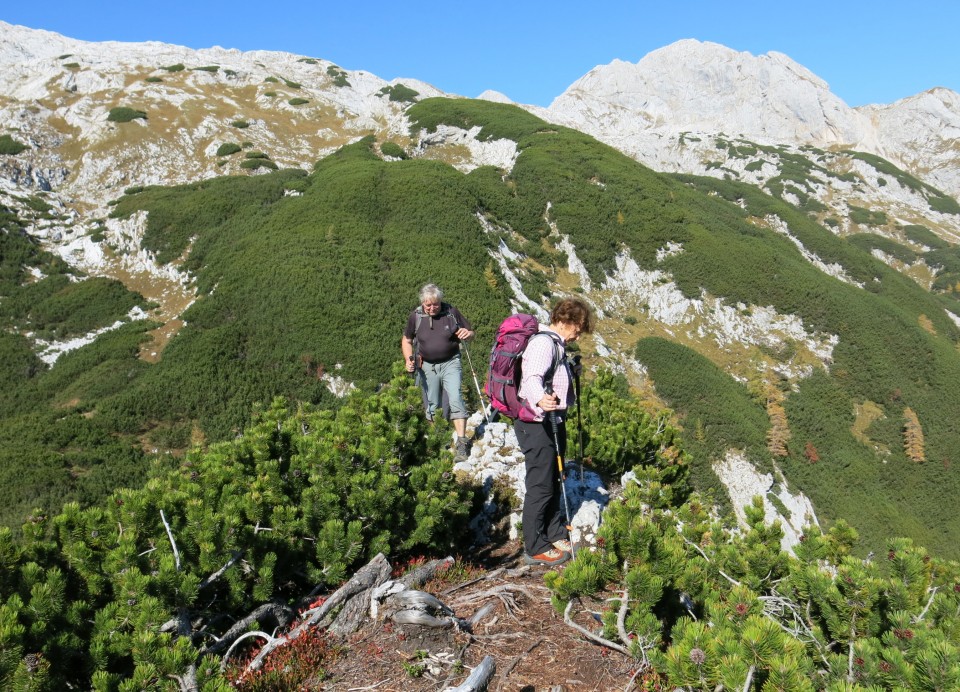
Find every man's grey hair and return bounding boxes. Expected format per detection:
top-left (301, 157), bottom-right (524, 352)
top-left (419, 283), bottom-right (444, 304)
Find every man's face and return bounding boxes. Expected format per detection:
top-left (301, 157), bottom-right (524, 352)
top-left (421, 299), bottom-right (441, 315)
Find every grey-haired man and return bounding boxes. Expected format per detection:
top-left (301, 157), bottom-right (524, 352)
top-left (401, 284), bottom-right (475, 461)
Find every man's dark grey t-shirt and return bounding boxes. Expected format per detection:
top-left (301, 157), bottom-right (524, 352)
top-left (404, 303), bottom-right (472, 363)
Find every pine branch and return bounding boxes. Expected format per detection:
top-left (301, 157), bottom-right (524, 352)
top-left (742, 665), bottom-right (755, 692)
top-left (847, 613), bottom-right (857, 683)
top-left (563, 599), bottom-right (630, 655)
top-left (616, 586), bottom-right (631, 648)
top-left (758, 593), bottom-right (832, 671)
top-left (219, 630), bottom-right (274, 673)
top-left (202, 601), bottom-right (295, 654)
top-left (678, 532), bottom-right (742, 586)
top-left (916, 586), bottom-right (938, 622)
top-left (160, 509), bottom-right (181, 571)
top-left (198, 551), bottom-right (243, 591)
top-left (172, 663), bottom-right (197, 692)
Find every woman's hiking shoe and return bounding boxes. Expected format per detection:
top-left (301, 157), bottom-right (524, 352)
top-left (523, 548), bottom-right (570, 566)
top-left (453, 436), bottom-right (470, 463)
top-left (552, 539), bottom-right (572, 553)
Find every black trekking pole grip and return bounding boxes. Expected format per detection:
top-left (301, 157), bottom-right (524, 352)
top-left (543, 385), bottom-right (559, 435)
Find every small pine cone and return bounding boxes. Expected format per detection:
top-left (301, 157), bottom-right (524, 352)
top-left (23, 653), bottom-right (40, 673)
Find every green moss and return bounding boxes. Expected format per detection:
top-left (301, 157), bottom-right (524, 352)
top-left (230, 120), bottom-right (250, 129)
top-left (144, 76), bottom-right (163, 83)
top-left (287, 97), bottom-right (310, 106)
top-left (162, 63), bottom-right (185, 72)
top-left (193, 65), bottom-right (220, 73)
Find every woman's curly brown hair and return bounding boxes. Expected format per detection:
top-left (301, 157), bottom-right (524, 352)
top-left (550, 297), bottom-right (594, 334)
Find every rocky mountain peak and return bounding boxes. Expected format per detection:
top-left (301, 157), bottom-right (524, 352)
top-left (549, 38), bottom-right (866, 147)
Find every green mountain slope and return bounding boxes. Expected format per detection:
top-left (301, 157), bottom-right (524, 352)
top-left (4, 98), bottom-right (960, 559)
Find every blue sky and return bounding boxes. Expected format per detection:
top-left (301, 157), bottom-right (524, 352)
top-left (5, 1), bottom-right (959, 108)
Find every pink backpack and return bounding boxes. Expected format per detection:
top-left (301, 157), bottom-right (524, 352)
top-left (485, 314), bottom-right (561, 422)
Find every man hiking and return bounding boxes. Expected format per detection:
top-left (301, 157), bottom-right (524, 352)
top-left (401, 284), bottom-right (475, 462)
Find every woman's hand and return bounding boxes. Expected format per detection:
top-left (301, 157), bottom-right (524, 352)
top-left (538, 392), bottom-right (560, 411)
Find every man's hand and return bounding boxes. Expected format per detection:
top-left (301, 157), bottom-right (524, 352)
top-left (455, 328), bottom-right (474, 341)
top-left (406, 355), bottom-right (416, 373)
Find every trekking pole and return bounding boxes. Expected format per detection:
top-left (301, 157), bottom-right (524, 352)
top-left (410, 348), bottom-right (430, 417)
top-left (572, 355), bottom-right (585, 483)
top-left (461, 342), bottom-right (492, 427)
top-left (545, 385), bottom-right (575, 559)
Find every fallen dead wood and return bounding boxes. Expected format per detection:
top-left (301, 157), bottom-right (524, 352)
top-left (398, 556), bottom-right (455, 588)
top-left (445, 654), bottom-right (496, 692)
top-left (495, 636), bottom-right (543, 690)
top-left (563, 599), bottom-right (630, 655)
top-left (240, 553), bottom-right (392, 672)
top-left (202, 601), bottom-right (295, 655)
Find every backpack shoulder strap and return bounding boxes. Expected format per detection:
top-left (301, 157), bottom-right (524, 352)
top-left (528, 331), bottom-right (564, 386)
top-left (443, 303), bottom-right (460, 332)
top-left (412, 306), bottom-right (424, 344)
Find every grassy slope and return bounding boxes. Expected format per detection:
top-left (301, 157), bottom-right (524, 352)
top-left (4, 99), bottom-right (960, 559)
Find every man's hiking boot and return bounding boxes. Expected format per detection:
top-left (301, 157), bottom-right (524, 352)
top-left (453, 436), bottom-right (470, 463)
top-left (523, 548), bottom-right (570, 566)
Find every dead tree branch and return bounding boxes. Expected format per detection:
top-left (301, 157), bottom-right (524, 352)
top-left (563, 599), bottom-right (630, 655)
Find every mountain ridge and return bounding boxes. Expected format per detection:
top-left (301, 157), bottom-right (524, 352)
top-left (3, 22), bottom-right (960, 562)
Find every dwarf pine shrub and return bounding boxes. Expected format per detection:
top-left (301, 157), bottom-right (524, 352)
top-left (107, 107), bottom-right (147, 123)
top-left (0, 134), bottom-right (27, 155)
top-left (378, 83), bottom-right (420, 103)
top-left (240, 158), bottom-right (278, 171)
top-left (379, 141), bottom-right (407, 159)
top-left (216, 142), bottom-right (242, 157)
top-left (0, 379), bottom-right (472, 688)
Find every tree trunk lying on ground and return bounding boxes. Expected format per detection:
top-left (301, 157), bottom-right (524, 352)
top-left (217, 553), bottom-right (496, 681)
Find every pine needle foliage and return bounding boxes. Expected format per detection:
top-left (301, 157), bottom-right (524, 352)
top-left (0, 370), bottom-right (472, 688)
top-left (547, 460), bottom-right (960, 690)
